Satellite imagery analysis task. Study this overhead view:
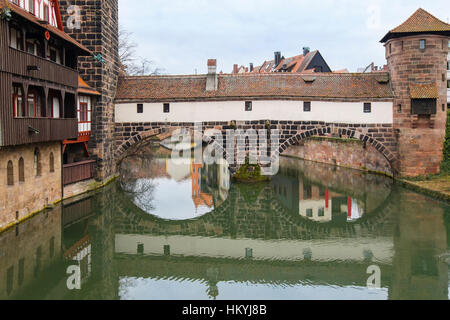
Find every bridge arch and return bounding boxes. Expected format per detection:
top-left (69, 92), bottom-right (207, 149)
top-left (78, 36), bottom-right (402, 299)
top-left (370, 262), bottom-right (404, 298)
top-left (114, 122), bottom-right (399, 175)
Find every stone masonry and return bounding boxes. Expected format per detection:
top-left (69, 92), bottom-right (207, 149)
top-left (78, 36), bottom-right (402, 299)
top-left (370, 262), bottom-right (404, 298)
top-left (113, 120), bottom-right (399, 173)
top-left (386, 34), bottom-right (449, 176)
top-left (59, 0), bottom-right (120, 180)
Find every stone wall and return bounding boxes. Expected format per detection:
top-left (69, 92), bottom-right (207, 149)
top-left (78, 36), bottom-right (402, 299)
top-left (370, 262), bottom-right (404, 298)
top-left (59, 0), bottom-right (120, 180)
top-left (387, 34), bottom-right (449, 176)
top-left (282, 137), bottom-right (393, 175)
top-left (113, 120), bottom-right (398, 173)
top-left (0, 142), bottom-right (62, 230)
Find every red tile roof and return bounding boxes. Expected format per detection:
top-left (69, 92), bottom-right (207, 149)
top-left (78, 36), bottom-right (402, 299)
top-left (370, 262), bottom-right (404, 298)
top-left (115, 73), bottom-right (394, 102)
top-left (381, 8), bottom-right (450, 42)
top-left (252, 51), bottom-right (319, 74)
top-left (1, 1), bottom-right (90, 54)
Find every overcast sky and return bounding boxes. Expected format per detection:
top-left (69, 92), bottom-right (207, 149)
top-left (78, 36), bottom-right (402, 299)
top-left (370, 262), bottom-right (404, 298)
top-left (118, 0), bottom-right (450, 75)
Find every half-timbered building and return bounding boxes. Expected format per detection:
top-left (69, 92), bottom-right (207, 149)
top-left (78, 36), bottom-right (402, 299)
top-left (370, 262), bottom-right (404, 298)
top-left (0, 0), bottom-right (91, 227)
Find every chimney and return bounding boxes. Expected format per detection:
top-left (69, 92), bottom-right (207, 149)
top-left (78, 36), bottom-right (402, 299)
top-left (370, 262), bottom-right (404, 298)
top-left (274, 51), bottom-right (281, 67)
top-left (303, 47), bottom-right (310, 56)
top-left (233, 64), bottom-right (238, 74)
top-left (206, 59), bottom-right (218, 91)
top-left (249, 63), bottom-right (253, 72)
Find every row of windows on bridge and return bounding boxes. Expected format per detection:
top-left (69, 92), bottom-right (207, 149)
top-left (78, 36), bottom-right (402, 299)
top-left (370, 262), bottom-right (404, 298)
top-left (12, 83), bottom-right (76, 119)
top-left (6, 149), bottom-right (55, 186)
top-left (136, 102), bottom-right (374, 113)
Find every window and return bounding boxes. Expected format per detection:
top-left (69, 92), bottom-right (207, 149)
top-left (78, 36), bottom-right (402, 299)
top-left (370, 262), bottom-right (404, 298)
top-left (7, 267), bottom-right (13, 296)
top-left (9, 26), bottom-right (23, 50)
top-left (50, 237), bottom-right (55, 258)
top-left (398, 104), bottom-right (402, 113)
top-left (34, 148), bottom-right (41, 177)
top-left (49, 47), bottom-right (61, 64)
top-left (163, 103), bottom-right (170, 113)
top-left (51, 96), bottom-right (60, 118)
top-left (18, 258), bottom-right (25, 286)
top-left (43, 4), bottom-right (50, 22)
top-left (318, 208), bottom-right (325, 217)
top-left (419, 39), bottom-right (426, 50)
top-left (49, 153), bottom-right (54, 173)
top-left (18, 157), bottom-right (25, 182)
top-left (164, 245), bottom-right (171, 256)
top-left (27, 89), bottom-right (43, 118)
top-left (447, 80), bottom-right (450, 89)
top-left (7, 161), bottom-right (14, 186)
top-left (12, 84), bottom-right (24, 118)
top-left (364, 103), bottom-right (372, 113)
top-left (28, 0), bottom-right (35, 15)
top-left (137, 103), bottom-right (143, 113)
top-left (411, 99), bottom-right (437, 115)
top-left (303, 101), bottom-right (311, 112)
top-left (245, 101), bottom-right (252, 111)
top-left (137, 243), bottom-right (144, 255)
top-left (79, 102), bottom-right (89, 122)
top-left (245, 248), bottom-right (253, 259)
top-left (306, 208), bottom-right (313, 217)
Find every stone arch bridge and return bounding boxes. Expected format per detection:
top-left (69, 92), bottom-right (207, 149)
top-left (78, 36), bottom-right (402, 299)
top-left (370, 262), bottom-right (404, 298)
top-left (114, 120), bottom-right (399, 174)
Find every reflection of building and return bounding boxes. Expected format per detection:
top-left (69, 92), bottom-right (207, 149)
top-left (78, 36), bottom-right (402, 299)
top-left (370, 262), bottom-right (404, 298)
top-left (272, 174), bottom-right (365, 223)
top-left (0, 205), bottom-right (62, 299)
top-left (191, 163), bottom-right (213, 210)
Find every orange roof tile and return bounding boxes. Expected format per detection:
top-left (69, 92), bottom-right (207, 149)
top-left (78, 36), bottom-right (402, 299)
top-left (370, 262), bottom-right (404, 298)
top-left (409, 83), bottom-right (438, 99)
top-left (78, 76), bottom-right (101, 96)
top-left (381, 8), bottom-right (450, 42)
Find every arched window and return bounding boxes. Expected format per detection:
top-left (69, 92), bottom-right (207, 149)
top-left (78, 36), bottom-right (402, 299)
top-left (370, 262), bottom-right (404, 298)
top-left (7, 161), bottom-right (14, 186)
top-left (34, 148), bottom-right (41, 177)
top-left (12, 84), bottom-right (25, 118)
top-left (18, 157), bottom-right (25, 182)
top-left (49, 153), bottom-right (55, 173)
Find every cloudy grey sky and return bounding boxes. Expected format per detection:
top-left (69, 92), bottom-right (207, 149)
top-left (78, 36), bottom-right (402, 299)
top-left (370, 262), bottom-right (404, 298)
top-left (118, 0), bottom-right (450, 75)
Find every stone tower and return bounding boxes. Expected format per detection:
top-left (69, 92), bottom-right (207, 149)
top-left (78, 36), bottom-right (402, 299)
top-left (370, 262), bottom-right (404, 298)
top-left (59, 0), bottom-right (120, 180)
top-left (382, 8), bottom-right (450, 177)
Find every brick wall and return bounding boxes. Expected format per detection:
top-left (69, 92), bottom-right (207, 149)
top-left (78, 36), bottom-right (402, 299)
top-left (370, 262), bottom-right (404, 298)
top-left (59, 0), bottom-right (120, 180)
top-left (387, 34), bottom-right (449, 176)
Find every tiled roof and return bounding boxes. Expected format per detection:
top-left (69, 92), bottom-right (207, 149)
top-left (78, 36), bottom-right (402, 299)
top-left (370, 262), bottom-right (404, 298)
top-left (409, 83), bottom-right (438, 99)
top-left (252, 51), bottom-right (319, 73)
top-left (78, 76), bottom-right (101, 96)
top-left (381, 8), bottom-right (450, 42)
top-left (115, 73), bottom-right (394, 102)
top-left (1, 1), bottom-right (90, 54)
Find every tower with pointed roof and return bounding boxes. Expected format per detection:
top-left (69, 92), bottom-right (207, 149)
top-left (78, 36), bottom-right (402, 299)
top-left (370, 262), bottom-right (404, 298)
top-left (382, 8), bottom-right (450, 176)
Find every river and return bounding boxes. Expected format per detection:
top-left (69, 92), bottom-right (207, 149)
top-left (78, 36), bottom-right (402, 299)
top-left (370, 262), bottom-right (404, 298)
top-left (1, 147), bottom-right (449, 300)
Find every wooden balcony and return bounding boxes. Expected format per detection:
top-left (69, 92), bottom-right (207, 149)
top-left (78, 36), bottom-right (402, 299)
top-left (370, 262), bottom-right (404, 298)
top-left (0, 44), bottom-right (78, 88)
top-left (63, 160), bottom-right (96, 186)
top-left (1, 118), bottom-right (78, 146)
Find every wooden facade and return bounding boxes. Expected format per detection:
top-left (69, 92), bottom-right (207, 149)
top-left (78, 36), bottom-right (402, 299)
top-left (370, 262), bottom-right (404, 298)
top-left (0, 9), bottom-right (89, 147)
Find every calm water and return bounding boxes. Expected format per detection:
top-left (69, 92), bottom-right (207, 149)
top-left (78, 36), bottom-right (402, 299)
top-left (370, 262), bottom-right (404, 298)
top-left (1, 148), bottom-right (449, 300)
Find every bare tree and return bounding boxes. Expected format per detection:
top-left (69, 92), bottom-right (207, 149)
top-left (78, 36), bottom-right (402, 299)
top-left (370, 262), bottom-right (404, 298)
top-left (119, 25), bottom-right (164, 76)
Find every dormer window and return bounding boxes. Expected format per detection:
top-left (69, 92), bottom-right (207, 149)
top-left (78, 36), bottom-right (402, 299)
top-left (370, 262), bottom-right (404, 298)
top-left (419, 39), bottom-right (426, 50)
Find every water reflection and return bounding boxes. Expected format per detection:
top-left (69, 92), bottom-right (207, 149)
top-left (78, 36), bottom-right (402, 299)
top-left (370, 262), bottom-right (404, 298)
top-left (0, 152), bottom-right (449, 300)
